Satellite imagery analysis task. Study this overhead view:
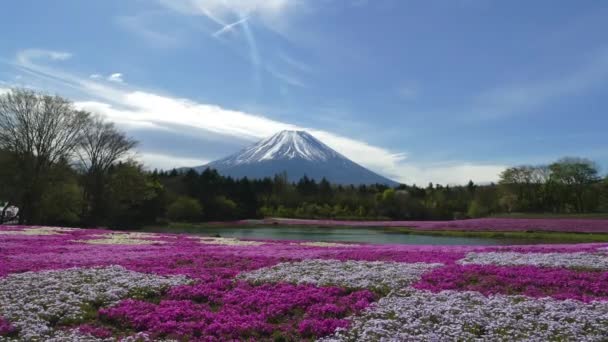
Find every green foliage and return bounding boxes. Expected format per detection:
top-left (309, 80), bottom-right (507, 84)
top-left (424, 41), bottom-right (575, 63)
top-left (168, 196), bottom-right (203, 222)
top-left (39, 181), bottom-right (83, 226)
top-left (467, 200), bottom-right (488, 218)
top-left (104, 162), bottom-right (164, 228)
top-left (499, 158), bottom-right (602, 214)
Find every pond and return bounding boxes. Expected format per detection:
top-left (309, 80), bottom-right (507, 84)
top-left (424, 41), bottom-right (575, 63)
top-left (142, 225), bottom-right (536, 245)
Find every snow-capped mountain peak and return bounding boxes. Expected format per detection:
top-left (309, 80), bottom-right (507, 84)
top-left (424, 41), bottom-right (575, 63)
top-left (219, 130), bottom-right (342, 166)
top-left (196, 130), bottom-right (398, 186)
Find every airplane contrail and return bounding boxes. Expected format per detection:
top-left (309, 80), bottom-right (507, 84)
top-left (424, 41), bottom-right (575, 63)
top-left (212, 17), bottom-right (249, 37)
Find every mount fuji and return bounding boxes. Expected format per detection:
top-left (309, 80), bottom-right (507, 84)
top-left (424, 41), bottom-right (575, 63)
top-left (191, 130), bottom-right (398, 186)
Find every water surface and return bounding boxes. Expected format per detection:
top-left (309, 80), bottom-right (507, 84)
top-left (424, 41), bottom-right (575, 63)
top-left (144, 225), bottom-right (535, 245)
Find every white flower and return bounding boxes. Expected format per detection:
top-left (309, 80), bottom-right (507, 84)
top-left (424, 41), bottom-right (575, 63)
top-left (319, 289), bottom-right (608, 342)
top-left (0, 266), bottom-right (189, 340)
top-left (74, 232), bottom-right (165, 245)
top-left (240, 259), bottom-right (441, 292)
top-left (0, 227), bottom-right (77, 236)
top-left (198, 237), bottom-right (264, 246)
top-left (459, 252), bottom-right (608, 270)
top-left (299, 242), bottom-right (357, 248)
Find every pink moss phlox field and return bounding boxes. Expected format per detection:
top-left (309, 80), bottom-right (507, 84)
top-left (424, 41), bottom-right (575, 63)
top-left (266, 217), bottom-right (608, 233)
top-left (2, 224), bottom-right (608, 340)
top-left (99, 282), bottom-right (374, 340)
top-left (414, 264), bottom-right (608, 302)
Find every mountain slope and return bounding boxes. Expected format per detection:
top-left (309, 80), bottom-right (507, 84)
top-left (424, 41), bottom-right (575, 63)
top-left (192, 130), bottom-right (399, 186)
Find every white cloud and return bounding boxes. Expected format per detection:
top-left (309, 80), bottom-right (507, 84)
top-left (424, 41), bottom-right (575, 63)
top-left (73, 91), bottom-right (505, 184)
top-left (88, 73), bottom-right (125, 83)
top-left (394, 163), bottom-right (507, 186)
top-left (11, 48), bottom-right (506, 185)
top-left (107, 73), bottom-right (124, 83)
top-left (138, 152), bottom-right (209, 170)
top-left (16, 49), bottom-right (72, 65)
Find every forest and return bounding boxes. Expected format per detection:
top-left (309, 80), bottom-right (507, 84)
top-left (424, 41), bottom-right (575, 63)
top-left (1, 88), bottom-right (608, 228)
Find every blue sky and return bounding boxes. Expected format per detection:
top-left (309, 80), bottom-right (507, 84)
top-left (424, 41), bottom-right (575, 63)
top-left (1, 0), bottom-right (607, 185)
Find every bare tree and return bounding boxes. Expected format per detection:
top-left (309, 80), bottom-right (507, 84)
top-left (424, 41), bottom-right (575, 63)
top-left (0, 88), bottom-right (90, 223)
top-left (77, 115), bottom-right (137, 224)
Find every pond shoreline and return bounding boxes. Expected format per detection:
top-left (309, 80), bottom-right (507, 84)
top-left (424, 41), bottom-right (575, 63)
top-left (140, 220), bottom-right (608, 245)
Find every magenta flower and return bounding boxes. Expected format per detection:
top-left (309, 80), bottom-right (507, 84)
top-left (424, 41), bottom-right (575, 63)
top-left (414, 264), bottom-right (608, 302)
top-left (0, 316), bottom-right (16, 336)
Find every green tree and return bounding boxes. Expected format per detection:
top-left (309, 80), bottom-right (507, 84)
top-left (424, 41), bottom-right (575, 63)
top-left (39, 180), bottom-right (83, 226)
top-left (77, 115), bottom-right (137, 225)
top-left (549, 157), bottom-right (599, 212)
top-left (105, 162), bottom-right (162, 228)
top-left (210, 196), bottom-right (237, 220)
top-left (0, 149), bottom-right (19, 223)
top-left (467, 200), bottom-right (488, 218)
top-left (0, 89), bottom-right (90, 223)
top-left (167, 196), bottom-right (203, 222)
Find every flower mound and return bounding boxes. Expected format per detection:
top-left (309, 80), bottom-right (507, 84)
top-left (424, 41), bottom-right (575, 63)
top-left (299, 241), bottom-right (357, 248)
top-left (0, 226), bottom-right (77, 236)
top-left (75, 232), bottom-right (166, 245)
top-left (198, 237), bottom-right (265, 246)
top-left (0, 266), bottom-right (189, 340)
top-left (100, 282), bottom-right (374, 341)
top-left (320, 289), bottom-right (608, 341)
top-left (240, 259), bottom-right (441, 293)
top-left (415, 264), bottom-right (608, 302)
top-left (460, 251), bottom-right (608, 270)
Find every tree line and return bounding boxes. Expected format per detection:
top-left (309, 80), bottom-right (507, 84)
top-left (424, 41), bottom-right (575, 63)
top-left (159, 159), bottom-right (608, 222)
top-left (1, 88), bottom-right (607, 228)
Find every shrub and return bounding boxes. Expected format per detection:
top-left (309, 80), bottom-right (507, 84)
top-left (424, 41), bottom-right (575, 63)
top-left (167, 196), bottom-right (202, 222)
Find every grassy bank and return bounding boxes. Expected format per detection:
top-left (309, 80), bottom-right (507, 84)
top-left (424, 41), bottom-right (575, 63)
top-left (385, 227), bottom-right (608, 243)
top-left (490, 213), bottom-right (608, 219)
top-left (141, 221), bottom-right (608, 244)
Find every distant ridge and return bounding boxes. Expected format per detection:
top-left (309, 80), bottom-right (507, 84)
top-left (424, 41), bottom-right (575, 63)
top-left (189, 130), bottom-right (398, 186)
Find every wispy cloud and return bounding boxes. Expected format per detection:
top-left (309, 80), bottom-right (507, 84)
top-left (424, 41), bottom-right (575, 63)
top-left (115, 12), bottom-right (185, 48)
top-left (16, 49), bottom-right (72, 64)
top-left (157, 0), bottom-right (295, 32)
top-left (151, 0), bottom-right (308, 89)
top-left (265, 64), bottom-right (306, 87)
top-left (107, 73), bottom-right (124, 83)
top-left (278, 52), bottom-right (314, 73)
top-left (473, 48), bottom-right (608, 119)
top-left (90, 72), bottom-right (124, 83)
top-left (8, 47), bottom-right (506, 185)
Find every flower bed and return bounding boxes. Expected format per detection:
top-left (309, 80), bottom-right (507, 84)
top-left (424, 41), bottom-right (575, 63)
top-left (320, 289), bottom-right (608, 341)
top-left (240, 259), bottom-right (441, 293)
top-left (267, 217), bottom-right (608, 233)
top-left (1, 224), bottom-right (608, 341)
top-left (0, 266), bottom-right (188, 340)
top-left (459, 251), bottom-right (608, 270)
